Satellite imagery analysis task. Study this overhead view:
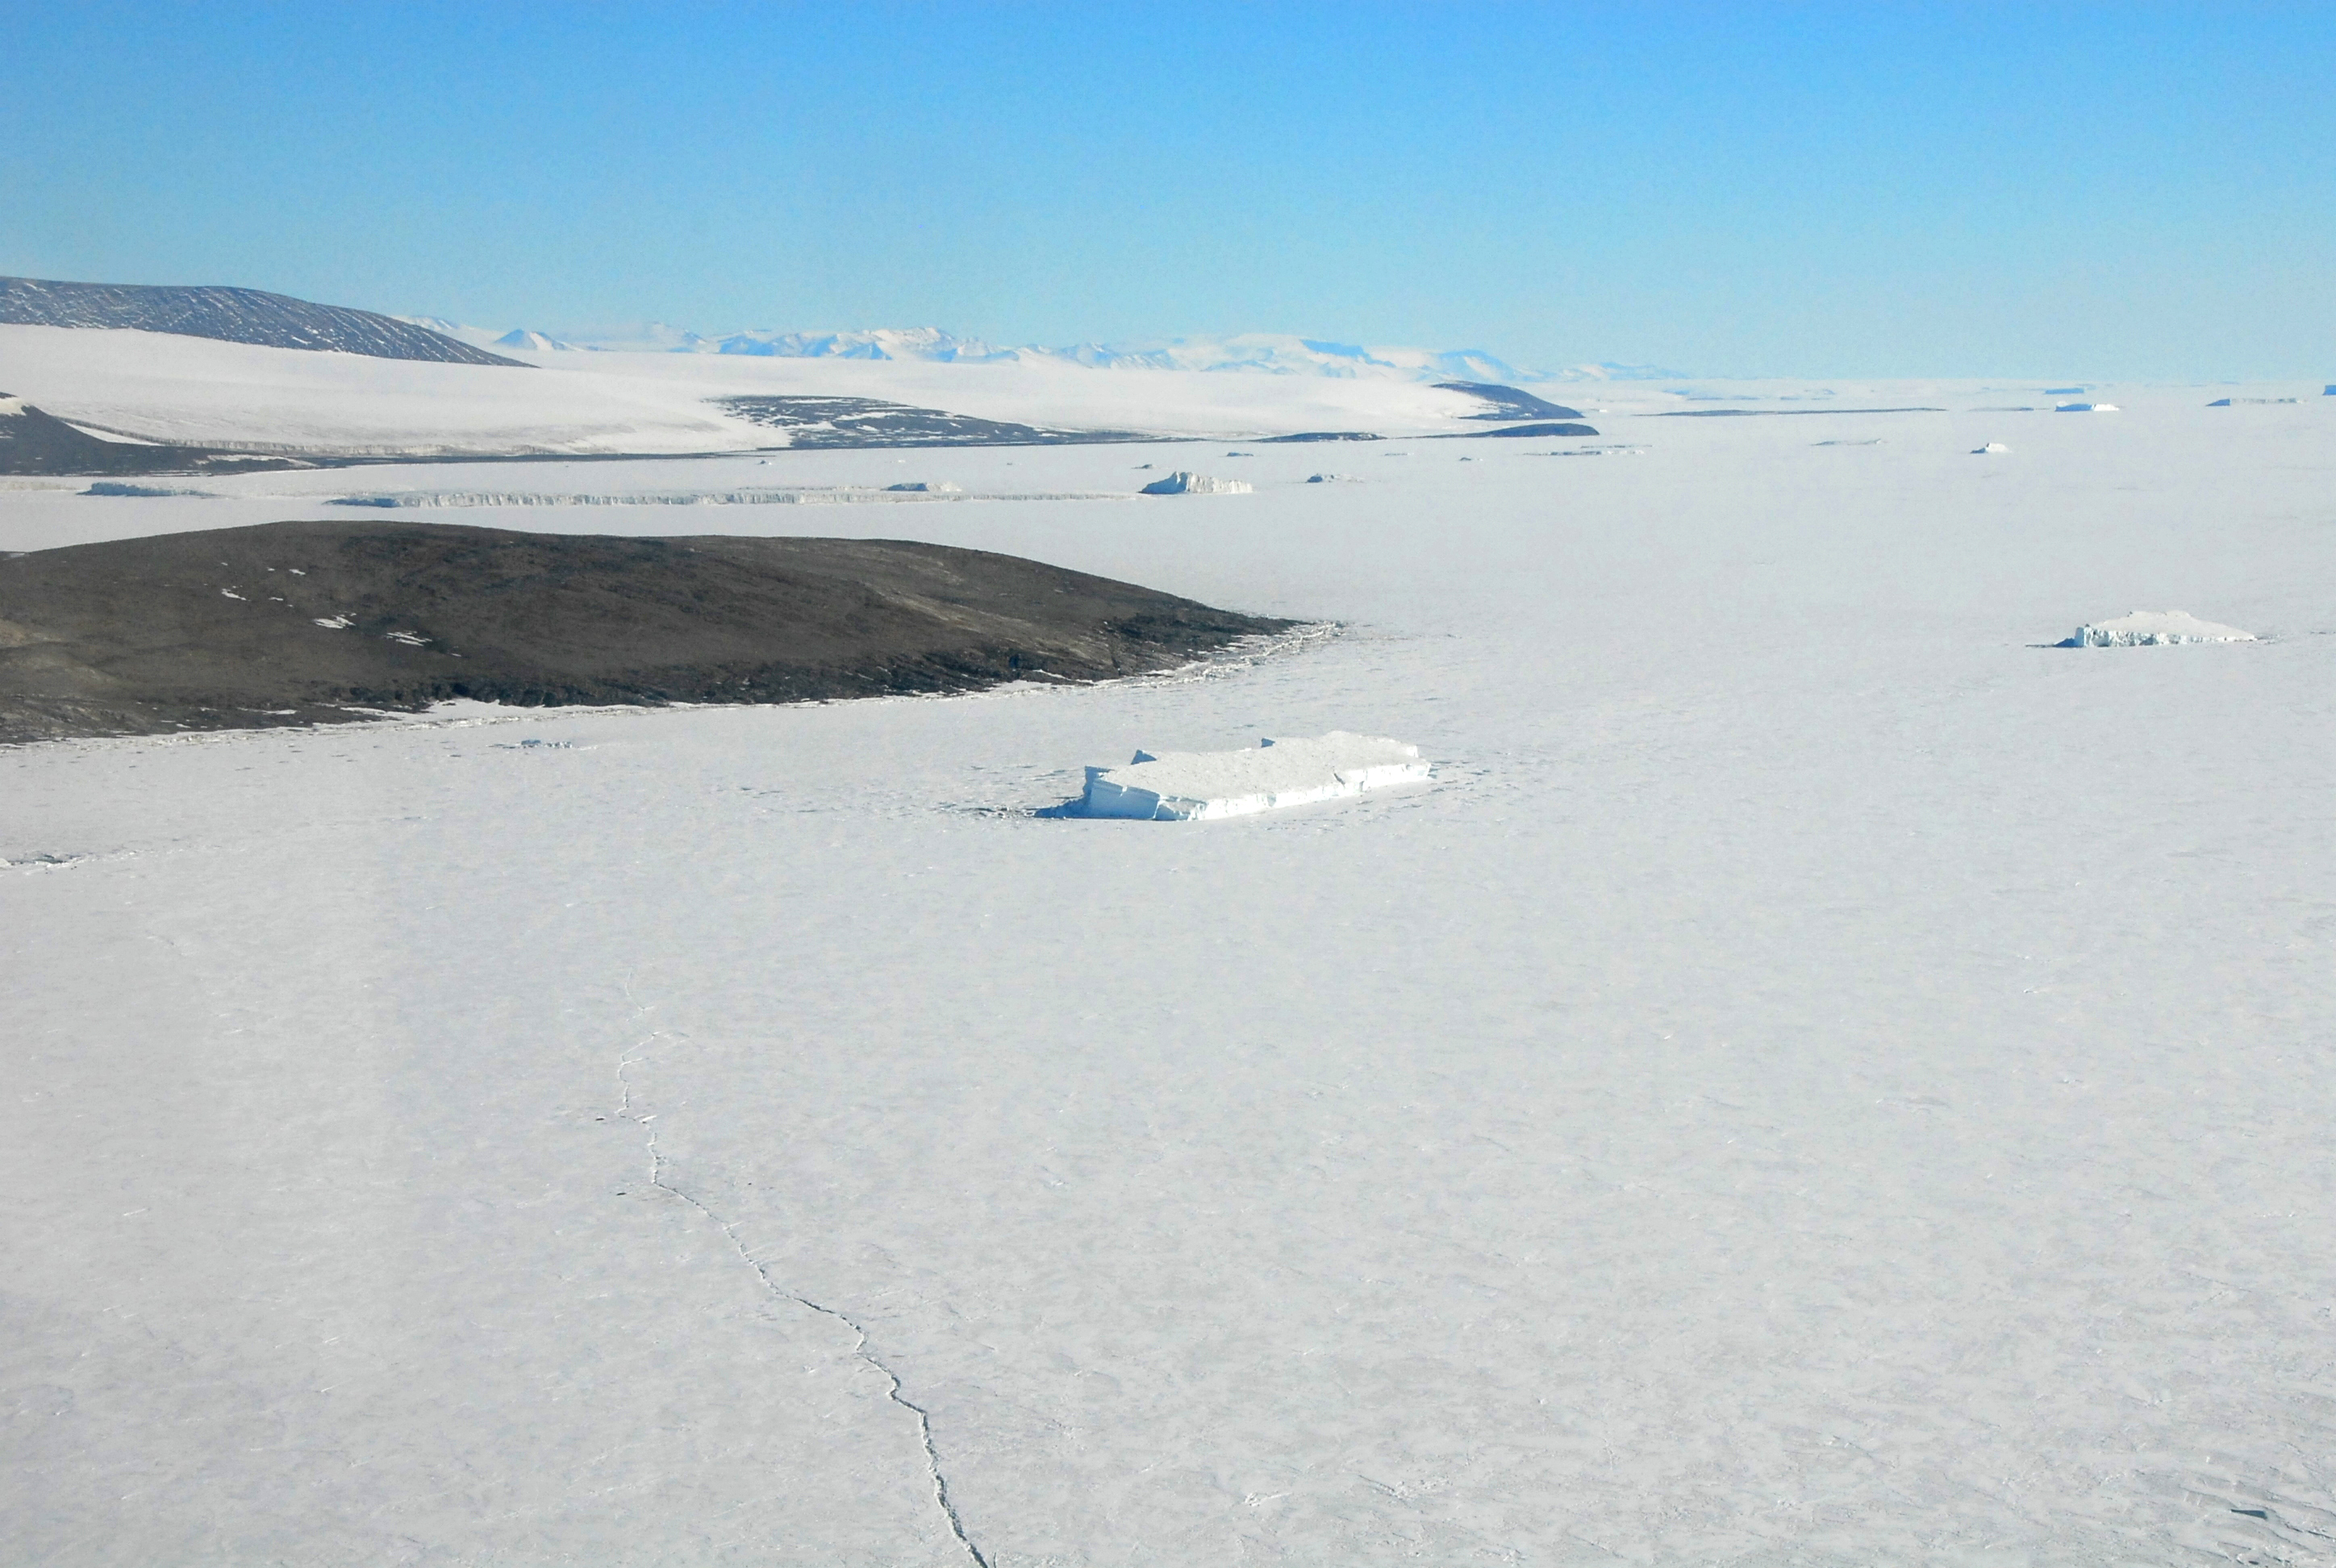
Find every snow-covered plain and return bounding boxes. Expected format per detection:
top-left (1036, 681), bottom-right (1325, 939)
top-left (6, 361), bottom-right (2336, 1566)
top-left (0, 324), bottom-right (1562, 458)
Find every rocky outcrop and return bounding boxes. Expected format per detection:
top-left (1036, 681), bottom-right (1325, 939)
top-left (0, 521), bottom-right (1292, 742)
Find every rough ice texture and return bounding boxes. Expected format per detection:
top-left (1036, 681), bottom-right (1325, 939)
top-left (1139, 471), bottom-right (1252, 495)
top-left (2063, 610), bottom-right (2256, 647)
top-left (1080, 732), bottom-right (1428, 819)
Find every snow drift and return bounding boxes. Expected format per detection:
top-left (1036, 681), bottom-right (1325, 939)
top-left (1078, 732), bottom-right (1429, 820)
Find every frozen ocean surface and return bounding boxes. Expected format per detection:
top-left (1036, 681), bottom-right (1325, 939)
top-left (6, 376), bottom-right (2336, 1566)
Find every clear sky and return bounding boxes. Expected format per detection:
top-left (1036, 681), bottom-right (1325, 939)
top-left (3, 3), bottom-right (2330, 378)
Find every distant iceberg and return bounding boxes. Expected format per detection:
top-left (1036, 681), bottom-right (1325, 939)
top-left (2054, 402), bottom-right (2119, 413)
top-left (1139, 471), bottom-right (1250, 495)
top-left (2060, 611), bottom-right (2255, 647)
top-left (1077, 733), bottom-right (1429, 820)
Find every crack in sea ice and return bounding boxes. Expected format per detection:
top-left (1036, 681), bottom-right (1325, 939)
top-left (614, 1028), bottom-right (991, 1568)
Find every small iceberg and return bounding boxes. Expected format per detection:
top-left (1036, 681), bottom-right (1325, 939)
top-left (2055, 402), bottom-right (2119, 413)
top-left (1972, 442), bottom-right (2009, 455)
top-left (1139, 471), bottom-right (1252, 495)
top-left (1076, 732), bottom-right (1429, 820)
top-left (2059, 611), bottom-right (2255, 648)
top-left (885, 481), bottom-right (962, 493)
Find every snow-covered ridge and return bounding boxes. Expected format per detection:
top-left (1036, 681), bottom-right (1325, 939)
top-left (1078, 732), bottom-right (1429, 820)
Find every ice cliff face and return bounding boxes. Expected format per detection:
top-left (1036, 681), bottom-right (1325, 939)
top-left (1078, 733), bottom-right (1429, 820)
top-left (0, 278), bottom-right (528, 366)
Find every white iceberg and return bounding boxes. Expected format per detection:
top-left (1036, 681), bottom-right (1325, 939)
top-left (2054, 402), bottom-right (2119, 413)
top-left (1973, 442), bottom-right (2009, 454)
top-left (1078, 732), bottom-right (1429, 820)
top-left (1139, 470), bottom-right (1252, 495)
top-left (2060, 610), bottom-right (2256, 647)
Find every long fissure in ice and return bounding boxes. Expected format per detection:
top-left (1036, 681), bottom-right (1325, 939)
top-left (615, 1037), bottom-right (991, 1568)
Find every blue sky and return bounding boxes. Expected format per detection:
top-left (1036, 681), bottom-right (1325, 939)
top-left (2, 3), bottom-right (2330, 377)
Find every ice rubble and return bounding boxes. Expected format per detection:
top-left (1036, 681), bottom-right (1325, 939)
top-left (1078, 732), bottom-right (1429, 820)
top-left (2060, 611), bottom-right (2256, 647)
top-left (1139, 471), bottom-right (1252, 496)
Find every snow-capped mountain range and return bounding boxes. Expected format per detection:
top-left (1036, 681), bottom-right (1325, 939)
top-left (398, 317), bottom-right (1676, 384)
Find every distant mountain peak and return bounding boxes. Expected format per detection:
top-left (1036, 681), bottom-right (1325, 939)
top-left (390, 311), bottom-right (1682, 383)
top-left (492, 328), bottom-right (578, 352)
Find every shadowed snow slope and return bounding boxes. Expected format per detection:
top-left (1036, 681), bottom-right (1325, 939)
top-left (6, 378), bottom-right (2336, 1566)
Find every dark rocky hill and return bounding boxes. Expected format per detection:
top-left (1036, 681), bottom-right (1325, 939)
top-left (0, 277), bottom-right (527, 366)
top-left (1435, 382), bottom-right (1586, 421)
top-left (0, 520), bottom-right (1292, 742)
top-left (715, 394), bottom-right (1145, 447)
top-left (0, 392), bottom-right (294, 477)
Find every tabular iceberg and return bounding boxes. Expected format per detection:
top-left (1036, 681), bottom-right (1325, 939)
top-left (2060, 610), bottom-right (2256, 647)
top-left (1078, 732), bottom-right (1429, 820)
top-left (1139, 470), bottom-right (1252, 495)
